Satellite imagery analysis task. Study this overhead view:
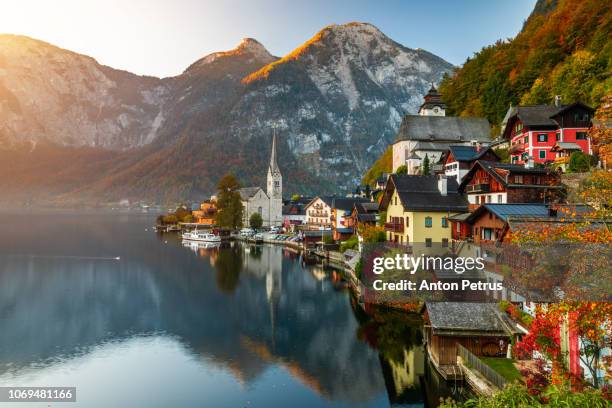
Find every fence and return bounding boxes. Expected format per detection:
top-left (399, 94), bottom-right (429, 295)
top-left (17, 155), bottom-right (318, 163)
top-left (457, 344), bottom-right (507, 390)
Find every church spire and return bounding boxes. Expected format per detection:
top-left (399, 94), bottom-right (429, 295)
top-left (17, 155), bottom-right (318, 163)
top-left (269, 128), bottom-right (280, 173)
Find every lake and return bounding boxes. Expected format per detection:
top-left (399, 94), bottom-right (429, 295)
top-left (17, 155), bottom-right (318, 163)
top-left (0, 211), bottom-right (466, 407)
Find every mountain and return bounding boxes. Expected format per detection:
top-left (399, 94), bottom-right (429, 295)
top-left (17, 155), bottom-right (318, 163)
top-left (439, 0), bottom-right (611, 134)
top-left (0, 23), bottom-right (453, 205)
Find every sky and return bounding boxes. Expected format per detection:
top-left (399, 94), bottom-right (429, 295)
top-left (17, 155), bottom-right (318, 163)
top-left (1, 0), bottom-right (537, 78)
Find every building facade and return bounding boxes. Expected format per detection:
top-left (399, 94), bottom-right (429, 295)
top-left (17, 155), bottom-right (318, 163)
top-left (502, 99), bottom-right (594, 166)
top-left (304, 197), bottom-right (333, 229)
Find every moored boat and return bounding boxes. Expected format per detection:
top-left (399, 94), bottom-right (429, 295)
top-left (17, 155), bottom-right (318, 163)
top-left (183, 231), bottom-right (222, 243)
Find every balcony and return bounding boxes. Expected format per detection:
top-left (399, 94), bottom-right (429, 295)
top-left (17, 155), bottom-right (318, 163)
top-left (466, 183), bottom-right (490, 193)
top-left (384, 222), bottom-right (404, 233)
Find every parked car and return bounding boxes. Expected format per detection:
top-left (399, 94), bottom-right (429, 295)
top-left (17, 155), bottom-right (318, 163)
top-left (270, 226), bottom-right (281, 233)
top-left (240, 228), bottom-right (254, 237)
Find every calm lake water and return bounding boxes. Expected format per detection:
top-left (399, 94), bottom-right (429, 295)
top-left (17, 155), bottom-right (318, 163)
top-left (0, 211), bottom-right (466, 407)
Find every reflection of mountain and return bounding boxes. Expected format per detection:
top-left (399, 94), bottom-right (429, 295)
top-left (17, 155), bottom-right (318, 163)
top-left (0, 212), bottom-right (385, 404)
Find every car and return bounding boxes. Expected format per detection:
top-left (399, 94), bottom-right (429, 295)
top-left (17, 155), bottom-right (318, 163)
top-left (270, 226), bottom-right (281, 233)
top-left (240, 228), bottom-right (254, 237)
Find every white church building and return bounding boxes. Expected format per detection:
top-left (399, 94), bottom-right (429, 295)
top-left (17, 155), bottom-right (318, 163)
top-left (238, 133), bottom-right (283, 227)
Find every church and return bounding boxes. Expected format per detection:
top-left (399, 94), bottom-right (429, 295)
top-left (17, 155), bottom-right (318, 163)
top-left (238, 133), bottom-right (283, 227)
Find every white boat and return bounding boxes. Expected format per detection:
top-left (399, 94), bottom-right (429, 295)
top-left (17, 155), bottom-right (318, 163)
top-left (183, 230), bottom-right (222, 243)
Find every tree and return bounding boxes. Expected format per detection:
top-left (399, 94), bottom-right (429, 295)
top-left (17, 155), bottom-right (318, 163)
top-left (364, 184), bottom-right (371, 199)
top-left (249, 212), bottom-right (263, 229)
top-left (215, 174), bottom-right (243, 229)
top-left (395, 164), bottom-right (407, 175)
top-left (568, 151), bottom-right (590, 172)
top-left (421, 154), bottom-right (430, 175)
top-left (588, 95), bottom-right (612, 169)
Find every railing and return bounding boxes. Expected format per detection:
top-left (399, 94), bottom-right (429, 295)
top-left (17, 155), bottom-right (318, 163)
top-left (466, 183), bottom-right (490, 193)
top-left (457, 344), bottom-right (507, 390)
top-left (384, 222), bottom-right (404, 233)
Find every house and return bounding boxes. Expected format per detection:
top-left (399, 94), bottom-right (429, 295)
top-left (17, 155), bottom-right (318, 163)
top-left (238, 133), bottom-right (283, 227)
top-left (282, 198), bottom-right (311, 230)
top-left (453, 203), bottom-right (595, 244)
top-left (392, 87), bottom-right (491, 173)
top-left (346, 201), bottom-right (379, 232)
top-left (502, 98), bottom-right (594, 166)
top-left (379, 174), bottom-right (468, 245)
top-left (550, 142), bottom-right (584, 171)
top-left (441, 145), bottom-right (500, 183)
top-left (458, 160), bottom-right (564, 210)
top-left (330, 197), bottom-right (370, 241)
top-left (422, 302), bottom-right (521, 379)
top-left (192, 200), bottom-right (217, 226)
top-left (304, 196), bottom-right (334, 230)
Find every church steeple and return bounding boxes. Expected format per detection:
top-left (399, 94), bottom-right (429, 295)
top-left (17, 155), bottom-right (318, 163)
top-left (267, 130), bottom-right (282, 200)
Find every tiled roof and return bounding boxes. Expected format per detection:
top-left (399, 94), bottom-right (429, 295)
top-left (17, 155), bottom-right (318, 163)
top-left (448, 145), bottom-right (498, 162)
top-left (425, 302), bottom-right (517, 334)
top-left (238, 187), bottom-right (264, 200)
top-left (332, 197), bottom-right (369, 211)
top-left (396, 115), bottom-right (491, 143)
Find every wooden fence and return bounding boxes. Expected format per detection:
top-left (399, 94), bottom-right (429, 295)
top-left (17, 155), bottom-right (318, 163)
top-left (457, 344), bottom-right (507, 390)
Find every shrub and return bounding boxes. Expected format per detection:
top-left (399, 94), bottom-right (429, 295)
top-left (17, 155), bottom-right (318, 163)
top-left (568, 151), bottom-right (590, 172)
top-left (340, 235), bottom-right (359, 252)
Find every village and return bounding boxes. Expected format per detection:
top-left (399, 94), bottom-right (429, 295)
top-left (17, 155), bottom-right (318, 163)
top-left (157, 85), bottom-right (611, 399)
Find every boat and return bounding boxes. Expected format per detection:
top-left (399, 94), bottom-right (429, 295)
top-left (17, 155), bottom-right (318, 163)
top-left (182, 230), bottom-right (222, 243)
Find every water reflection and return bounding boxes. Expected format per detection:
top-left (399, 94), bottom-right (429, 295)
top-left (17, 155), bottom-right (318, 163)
top-left (0, 212), bottom-right (466, 407)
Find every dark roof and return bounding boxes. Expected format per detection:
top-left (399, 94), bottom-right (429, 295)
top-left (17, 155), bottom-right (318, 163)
top-left (396, 115), bottom-right (490, 143)
top-left (424, 302), bottom-right (518, 335)
top-left (419, 84), bottom-right (447, 110)
top-left (238, 187), bottom-right (264, 200)
top-left (459, 160), bottom-right (560, 191)
top-left (354, 201), bottom-right (379, 213)
top-left (466, 203), bottom-right (595, 224)
top-left (282, 203), bottom-right (305, 216)
top-left (504, 102), bottom-right (595, 132)
top-left (447, 145), bottom-right (499, 162)
top-left (332, 197), bottom-right (369, 211)
top-left (357, 213), bottom-right (377, 222)
top-left (306, 196), bottom-right (335, 209)
top-left (382, 175), bottom-right (468, 212)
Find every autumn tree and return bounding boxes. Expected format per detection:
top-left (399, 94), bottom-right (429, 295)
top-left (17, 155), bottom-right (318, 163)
top-left (215, 174), bottom-right (243, 229)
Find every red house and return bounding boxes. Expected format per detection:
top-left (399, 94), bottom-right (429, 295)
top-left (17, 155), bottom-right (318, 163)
top-left (502, 99), bottom-right (594, 166)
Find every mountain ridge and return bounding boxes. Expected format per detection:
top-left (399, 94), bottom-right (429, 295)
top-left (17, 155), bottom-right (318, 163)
top-left (0, 22), bottom-right (453, 205)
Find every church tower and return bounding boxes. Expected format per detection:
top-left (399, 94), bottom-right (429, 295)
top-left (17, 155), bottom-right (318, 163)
top-left (418, 83), bottom-right (446, 116)
top-left (266, 130), bottom-right (283, 226)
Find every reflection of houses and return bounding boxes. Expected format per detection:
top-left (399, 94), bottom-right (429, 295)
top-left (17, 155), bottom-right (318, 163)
top-left (379, 174), bottom-right (468, 244)
top-left (422, 302), bottom-right (521, 380)
top-left (502, 98), bottom-right (594, 165)
top-left (458, 160), bottom-right (564, 210)
top-left (392, 86), bottom-right (491, 173)
top-left (238, 133), bottom-right (283, 227)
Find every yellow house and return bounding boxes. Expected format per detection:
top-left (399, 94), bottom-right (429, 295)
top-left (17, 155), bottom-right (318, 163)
top-left (379, 174), bottom-right (468, 245)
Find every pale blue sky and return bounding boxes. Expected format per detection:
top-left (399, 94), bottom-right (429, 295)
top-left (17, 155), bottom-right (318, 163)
top-left (1, 0), bottom-right (537, 77)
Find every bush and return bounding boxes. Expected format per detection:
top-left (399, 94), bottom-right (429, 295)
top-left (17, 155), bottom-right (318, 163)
top-left (340, 235), bottom-right (359, 252)
top-left (323, 234), bottom-right (334, 245)
top-left (162, 214), bottom-right (178, 224)
top-left (395, 164), bottom-right (407, 175)
top-left (249, 212), bottom-right (263, 229)
top-left (568, 151), bottom-right (590, 172)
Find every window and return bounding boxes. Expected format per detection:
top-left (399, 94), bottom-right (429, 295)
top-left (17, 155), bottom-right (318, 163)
top-left (441, 217), bottom-right (448, 228)
top-left (524, 137), bottom-right (528, 144)
top-left (425, 217), bottom-right (432, 228)
top-left (456, 223), bottom-right (460, 233)
top-left (497, 194), bottom-right (503, 203)
top-left (405, 216), bottom-right (409, 226)
top-left (556, 133), bottom-right (561, 141)
top-left (394, 197), bottom-right (397, 205)
top-left (539, 150), bottom-right (546, 159)
top-left (442, 238), bottom-right (449, 248)
top-left (537, 134), bottom-right (548, 142)
top-left (274, 181), bottom-right (280, 188)
top-left (515, 175), bottom-right (523, 184)
top-left (481, 228), bottom-right (493, 241)
top-left (486, 195), bottom-right (492, 203)
top-left (425, 238), bottom-right (432, 247)
top-left (512, 156), bottom-right (518, 163)
top-left (576, 132), bottom-right (587, 140)
top-left (258, 206), bottom-right (263, 216)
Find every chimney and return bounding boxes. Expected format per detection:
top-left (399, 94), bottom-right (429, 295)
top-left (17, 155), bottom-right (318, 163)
top-left (525, 156), bottom-right (534, 169)
top-left (554, 95), bottom-right (562, 108)
top-left (437, 175), bottom-right (448, 196)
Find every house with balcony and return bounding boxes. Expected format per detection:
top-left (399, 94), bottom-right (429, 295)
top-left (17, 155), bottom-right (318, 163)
top-left (192, 200), bottom-right (217, 226)
top-left (330, 197), bottom-right (370, 241)
top-left (501, 98), bottom-right (594, 166)
top-left (378, 174), bottom-right (468, 245)
top-left (346, 201), bottom-right (379, 232)
top-left (458, 161), bottom-right (564, 210)
top-left (441, 145), bottom-right (500, 183)
top-left (304, 196), bottom-right (334, 230)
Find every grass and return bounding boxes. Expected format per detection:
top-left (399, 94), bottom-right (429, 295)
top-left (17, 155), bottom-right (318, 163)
top-left (480, 357), bottom-right (522, 382)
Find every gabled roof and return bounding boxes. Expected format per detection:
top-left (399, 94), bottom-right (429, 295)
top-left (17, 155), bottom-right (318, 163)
top-left (332, 197), bottom-right (369, 211)
top-left (502, 101), bottom-right (595, 137)
top-left (551, 142), bottom-right (582, 151)
top-left (459, 160), bottom-right (560, 191)
top-left (305, 196), bottom-right (335, 209)
top-left (447, 145), bottom-right (500, 162)
top-left (424, 302), bottom-right (519, 336)
top-left (380, 174), bottom-right (468, 212)
top-left (395, 115), bottom-right (491, 143)
top-left (238, 187), bottom-right (265, 200)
